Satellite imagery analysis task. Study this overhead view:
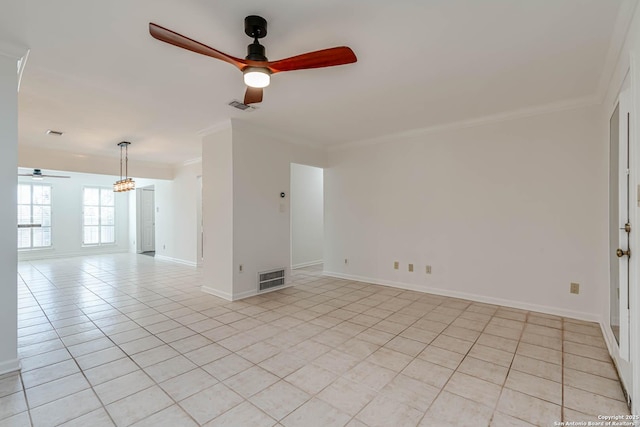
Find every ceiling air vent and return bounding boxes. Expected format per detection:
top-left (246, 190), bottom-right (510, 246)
top-left (228, 100), bottom-right (256, 112)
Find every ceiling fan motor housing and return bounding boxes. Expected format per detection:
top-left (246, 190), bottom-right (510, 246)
top-left (245, 15), bottom-right (267, 39)
top-left (246, 42), bottom-right (267, 61)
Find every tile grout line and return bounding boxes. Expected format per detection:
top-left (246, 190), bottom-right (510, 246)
top-left (12, 256), bottom-right (627, 426)
top-left (21, 262), bottom-right (125, 427)
top-left (410, 300), bottom-right (498, 426)
top-left (487, 309), bottom-right (530, 426)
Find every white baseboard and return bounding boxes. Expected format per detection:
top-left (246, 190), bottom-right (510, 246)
top-left (201, 286), bottom-right (233, 301)
top-left (233, 283), bottom-right (295, 301)
top-left (599, 319), bottom-right (634, 401)
top-left (155, 255), bottom-right (197, 267)
top-left (202, 281), bottom-right (294, 301)
top-left (232, 288), bottom-right (261, 300)
top-left (0, 359), bottom-right (21, 376)
top-left (323, 271), bottom-right (599, 322)
top-left (202, 284), bottom-right (295, 302)
top-left (292, 260), bottom-right (323, 269)
top-left (600, 320), bottom-right (617, 357)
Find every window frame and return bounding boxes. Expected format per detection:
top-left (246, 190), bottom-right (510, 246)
top-left (82, 186), bottom-right (116, 246)
top-left (17, 182), bottom-right (53, 250)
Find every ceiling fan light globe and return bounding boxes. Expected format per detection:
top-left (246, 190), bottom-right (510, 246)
top-left (243, 68), bottom-right (270, 88)
top-left (32, 176), bottom-right (43, 181)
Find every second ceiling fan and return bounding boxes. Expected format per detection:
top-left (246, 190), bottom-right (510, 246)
top-left (149, 15), bottom-right (357, 105)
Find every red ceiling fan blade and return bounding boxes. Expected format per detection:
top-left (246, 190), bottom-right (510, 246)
top-left (244, 87), bottom-right (263, 105)
top-left (267, 46), bottom-right (357, 73)
top-left (149, 23), bottom-right (247, 70)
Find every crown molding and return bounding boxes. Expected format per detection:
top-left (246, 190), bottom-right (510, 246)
top-left (0, 41), bottom-right (28, 60)
top-left (0, 42), bottom-right (29, 92)
top-left (595, 0), bottom-right (639, 104)
top-left (196, 119), bottom-right (232, 137)
top-left (17, 48), bottom-right (29, 92)
top-left (329, 95), bottom-right (600, 152)
top-left (182, 157), bottom-right (202, 166)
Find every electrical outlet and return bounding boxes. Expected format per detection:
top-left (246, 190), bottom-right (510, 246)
top-left (570, 282), bottom-right (580, 294)
top-left (344, 258), bottom-right (348, 264)
top-left (239, 264), bottom-right (243, 273)
top-left (408, 263), bottom-right (414, 272)
top-left (394, 261), bottom-right (399, 270)
top-left (426, 265), bottom-right (432, 274)
top-left (163, 244), bottom-right (166, 250)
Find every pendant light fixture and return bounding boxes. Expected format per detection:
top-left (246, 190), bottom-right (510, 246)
top-left (113, 141), bottom-right (135, 192)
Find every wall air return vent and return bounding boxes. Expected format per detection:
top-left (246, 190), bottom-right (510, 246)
top-left (259, 268), bottom-right (285, 291)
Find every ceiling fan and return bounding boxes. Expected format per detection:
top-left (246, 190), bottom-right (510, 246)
top-left (149, 15), bottom-right (357, 105)
top-left (18, 169), bottom-right (70, 180)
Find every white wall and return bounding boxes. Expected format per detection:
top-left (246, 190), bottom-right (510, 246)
top-left (154, 161), bottom-right (202, 266)
top-left (0, 51), bottom-right (21, 374)
top-left (202, 125), bottom-right (234, 299)
top-left (325, 105), bottom-right (606, 321)
top-left (230, 121), bottom-right (327, 299)
top-left (201, 121), bottom-right (327, 300)
top-left (291, 163), bottom-right (324, 268)
top-left (17, 170), bottom-right (131, 260)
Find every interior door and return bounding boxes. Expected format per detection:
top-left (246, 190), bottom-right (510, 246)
top-left (197, 176), bottom-right (203, 265)
top-left (141, 188), bottom-right (155, 252)
top-left (610, 80), bottom-right (632, 361)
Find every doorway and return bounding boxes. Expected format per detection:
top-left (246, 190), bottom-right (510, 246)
top-left (609, 74), bottom-right (634, 401)
top-left (197, 176), bottom-right (203, 266)
top-left (290, 163), bottom-right (324, 274)
top-left (137, 186), bottom-right (156, 255)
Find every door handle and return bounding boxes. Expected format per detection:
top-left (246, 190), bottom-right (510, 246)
top-left (616, 248), bottom-right (631, 258)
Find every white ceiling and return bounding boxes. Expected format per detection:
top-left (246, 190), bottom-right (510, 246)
top-left (2, 0), bottom-right (632, 166)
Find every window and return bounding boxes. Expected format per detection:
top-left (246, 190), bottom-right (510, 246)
top-left (17, 183), bottom-right (52, 249)
top-left (83, 187), bottom-right (115, 245)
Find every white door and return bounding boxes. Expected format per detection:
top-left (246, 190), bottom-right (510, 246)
top-left (609, 76), bottom-right (634, 402)
top-left (141, 188), bottom-right (155, 252)
top-left (197, 176), bottom-right (203, 265)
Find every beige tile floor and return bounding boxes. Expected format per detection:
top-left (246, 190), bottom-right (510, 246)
top-left (0, 254), bottom-right (630, 426)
